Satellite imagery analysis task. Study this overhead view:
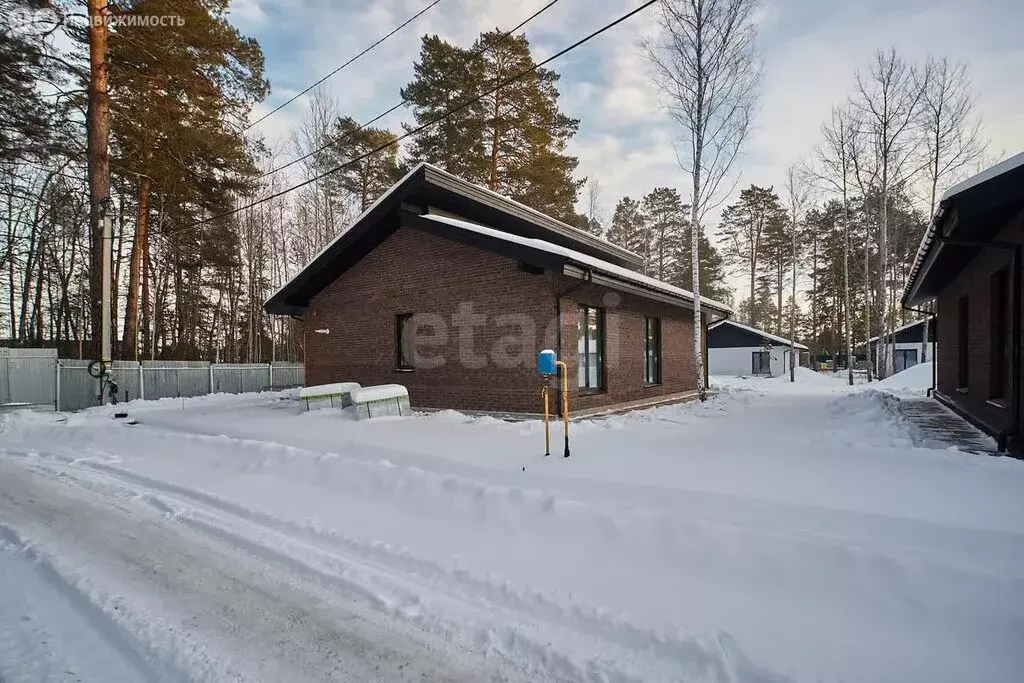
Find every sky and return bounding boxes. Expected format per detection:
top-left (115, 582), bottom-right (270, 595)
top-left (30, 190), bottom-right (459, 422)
top-left (233, 0), bottom-right (1024, 301)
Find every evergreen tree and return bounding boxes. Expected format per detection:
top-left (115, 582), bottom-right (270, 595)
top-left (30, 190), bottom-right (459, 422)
top-left (0, 0), bottom-right (60, 163)
top-left (719, 185), bottom-right (787, 327)
top-left (400, 35), bottom-right (486, 181)
top-left (103, 0), bottom-right (268, 359)
top-left (669, 231), bottom-right (731, 302)
top-left (641, 187), bottom-right (687, 280)
top-left (401, 31), bottom-right (582, 222)
top-left (323, 116), bottom-right (400, 213)
top-left (605, 197), bottom-right (646, 260)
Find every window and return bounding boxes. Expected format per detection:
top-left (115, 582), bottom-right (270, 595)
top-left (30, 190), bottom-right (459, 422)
top-left (752, 351), bottom-right (771, 375)
top-left (396, 313), bottom-right (415, 369)
top-left (894, 348), bottom-right (918, 373)
top-left (990, 268), bottom-right (1009, 398)
top-left (644, 317), bottom-right (661, 385)
top-left (577, 305), bottom-right (604, 390)
top-left (957, 296), bottom-right (969, 389)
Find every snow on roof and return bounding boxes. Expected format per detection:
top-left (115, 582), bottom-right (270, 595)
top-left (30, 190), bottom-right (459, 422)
top-left (420, 213), bottom-right (734, 315)
top-left (941, 150), bottom-right (1024, 201)
top-left (708, 318), bottom-right (808, 349)
top-left (866, 318), bottom-right (927, 344)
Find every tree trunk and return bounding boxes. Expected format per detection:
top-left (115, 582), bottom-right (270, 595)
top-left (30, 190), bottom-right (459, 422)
top-left (691, 169), bottom-right (705, 401)
top-left (87, 0), bottom-right (111, 359)
top-left (123, 177), bottom-right (149, 360)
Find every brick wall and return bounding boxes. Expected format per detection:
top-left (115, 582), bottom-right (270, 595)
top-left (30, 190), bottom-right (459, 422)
top-left (555, 279), bottom-right (704, 413)
top-left (305, 225), bottom-right (709, 415)
top-left (305, 226), bottom-right (558, 413)
top-left (935, 208), bottom-right (1023, 436)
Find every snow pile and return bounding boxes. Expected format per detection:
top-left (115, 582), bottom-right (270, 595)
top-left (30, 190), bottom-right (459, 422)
top-left (776, 366), bottom-right (838, 385)
top-left (877, 362), bottom-right (933, 393)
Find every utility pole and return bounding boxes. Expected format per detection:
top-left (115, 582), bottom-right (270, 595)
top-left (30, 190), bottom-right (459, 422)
top-left (100, 198), bottom-right (113, 403)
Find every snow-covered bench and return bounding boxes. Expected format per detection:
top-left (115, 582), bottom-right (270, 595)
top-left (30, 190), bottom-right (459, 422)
top-left (299, 382), bottom-right (361, 411)
top-left (350, 384), bottom-right (411, 420)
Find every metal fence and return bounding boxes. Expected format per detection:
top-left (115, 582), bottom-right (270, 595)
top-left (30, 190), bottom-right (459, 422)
top-left (0, 348), bottom-right (303, 412)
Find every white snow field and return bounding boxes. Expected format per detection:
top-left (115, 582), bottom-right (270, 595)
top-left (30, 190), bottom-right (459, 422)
top-left (2, 368), bottom-right (1023, 682)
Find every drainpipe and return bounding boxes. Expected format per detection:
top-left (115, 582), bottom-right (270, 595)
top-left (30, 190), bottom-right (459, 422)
top-left (936, 239), bottom-right (1022, 453)
top-left (903, 304), bottom-right (937, 397)
top-left (552, 268), bottom-right (592, 418)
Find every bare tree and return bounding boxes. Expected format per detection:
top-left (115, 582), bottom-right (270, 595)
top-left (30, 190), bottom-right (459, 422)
top-left (783, 164), bottom-right (812, 381)
top-left (850, 47), bottom-right (925, 378)
top-left (916, 57), bottom-right (986, 362)
top-left (585, 177), bottom-right (604, 236)
top-left (643, 0), bottom-right (761, 400)
top-left (814, 106), bottom-right (859, 385)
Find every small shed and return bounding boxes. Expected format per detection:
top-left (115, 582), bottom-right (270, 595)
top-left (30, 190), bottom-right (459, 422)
top-left (707, 319), bottom-right (808, 377)
top-left (865, 318), bottom-right (936, 373)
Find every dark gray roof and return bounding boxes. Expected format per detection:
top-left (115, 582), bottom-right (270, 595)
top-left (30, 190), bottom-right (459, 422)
top-left (903, 151), bottom-right (1024, 306)
top-left (265, 163), bottom-right (643, 315)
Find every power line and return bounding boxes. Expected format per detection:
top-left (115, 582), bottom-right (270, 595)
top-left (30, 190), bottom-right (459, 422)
top-left (244, 0), bottom-right (442, 132)
top-left (156, 0), bottom-right (658, 239)
top-left (257, 0), bottom-right (563, 180)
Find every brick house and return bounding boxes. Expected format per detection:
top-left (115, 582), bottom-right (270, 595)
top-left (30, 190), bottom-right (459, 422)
top-left (902, 151), bottom-right (1023, 454)
top-left (265, 163), bottom-right (732, 416)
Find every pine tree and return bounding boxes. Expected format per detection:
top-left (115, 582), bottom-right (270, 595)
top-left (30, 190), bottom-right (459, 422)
top-left (668, 231), bottom-right (730, 302)
top-left (400, 35), bottom-right (486, 180)
top-left (105, 0), bottom-right (268, 359)
top-left (402, 31), bottom-right (583, 222)
top-left (322, 116), bottom-right (399, 213)
top-left (605, 197), bottom-right (647, 260)
top-left (641, 187), bottom-right (687, 280)
top-left (719, 185), bottom-right (786, 327)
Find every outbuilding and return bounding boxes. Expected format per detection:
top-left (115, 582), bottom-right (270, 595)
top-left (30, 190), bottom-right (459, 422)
top-left (902, 151), bottom-right (1023, 454)
top-left (706, 319), bottom-right (807, 377)
top-left (865, 318), bottom-right (937, 374)
top-left (265, 163), bottom-right (732, 416)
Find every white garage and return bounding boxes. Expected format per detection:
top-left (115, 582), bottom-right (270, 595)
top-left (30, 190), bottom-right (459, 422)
top-left (707, 319), bottom-right (808, 377)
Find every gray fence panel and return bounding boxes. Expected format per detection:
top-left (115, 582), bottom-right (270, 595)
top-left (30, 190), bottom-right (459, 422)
top-left (57, 360), bottom-right (100, 411)
top-left (143, 366), bottom-right (209, 400)
top-left (1, 349), bottom-right (57, 408)
top-left (3, 350), bottom-right (304, 412)
top-left (272, 363), bottom-right (304, 388)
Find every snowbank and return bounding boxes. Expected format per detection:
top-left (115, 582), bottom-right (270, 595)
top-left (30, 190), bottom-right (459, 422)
top-left (877, 362), bottom-right (933, 392)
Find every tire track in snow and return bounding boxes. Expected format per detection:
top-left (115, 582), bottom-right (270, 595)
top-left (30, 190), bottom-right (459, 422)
top-left (0, 517), bottom-right (183, 682)
top-left (29, 453), bottom-right (789, 683)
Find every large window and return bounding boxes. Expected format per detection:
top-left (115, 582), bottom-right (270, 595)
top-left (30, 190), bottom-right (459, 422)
top-left (990, 268), bottom-right (1009, 399)
top-left (396, 313), bottom-right (415, 369)
top-left (577, 305), bottom-right (604, 390)
top-left (644, 317), bottom-right (661, 385)
top-left (957, 296), bottom-right (969, 388)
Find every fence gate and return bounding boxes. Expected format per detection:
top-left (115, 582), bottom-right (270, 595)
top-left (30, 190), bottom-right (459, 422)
top-left (0, 348), bottom-right (58, 411)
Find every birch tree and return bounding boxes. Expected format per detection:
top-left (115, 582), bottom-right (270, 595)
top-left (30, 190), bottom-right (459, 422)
top-left (916, 57), bottom-right (985, 361)
top-left (850, 47), bottom-right (925, 378)
top-left (815, 106), bottom-right (858, 385)
top-left (783, 164), bottom-right (812, 381)
top-left (643, 0), bottom-right (761, 399)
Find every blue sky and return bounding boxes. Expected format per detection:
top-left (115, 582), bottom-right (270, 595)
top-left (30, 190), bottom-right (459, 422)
top-left (234, 0), bottom-right (1023, 295)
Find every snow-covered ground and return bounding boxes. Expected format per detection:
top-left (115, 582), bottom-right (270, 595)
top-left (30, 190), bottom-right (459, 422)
top-left (2, 366), bottom-right (1022, 682)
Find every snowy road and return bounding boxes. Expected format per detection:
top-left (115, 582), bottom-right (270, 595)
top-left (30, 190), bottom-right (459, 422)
top-left (2, 368), bottom-right (1023, 682)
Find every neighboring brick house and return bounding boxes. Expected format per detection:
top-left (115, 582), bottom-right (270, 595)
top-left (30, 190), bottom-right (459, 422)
top-left (265, 163), bottom-right (732, 416)
top-left (902, 151), bottom-right (1023, 454)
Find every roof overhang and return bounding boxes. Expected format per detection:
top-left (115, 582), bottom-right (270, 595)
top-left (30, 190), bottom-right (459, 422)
top-left (903, 151), bottom-right (1024, 307)
top-left (265, 163), bottom-right (643, 315)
